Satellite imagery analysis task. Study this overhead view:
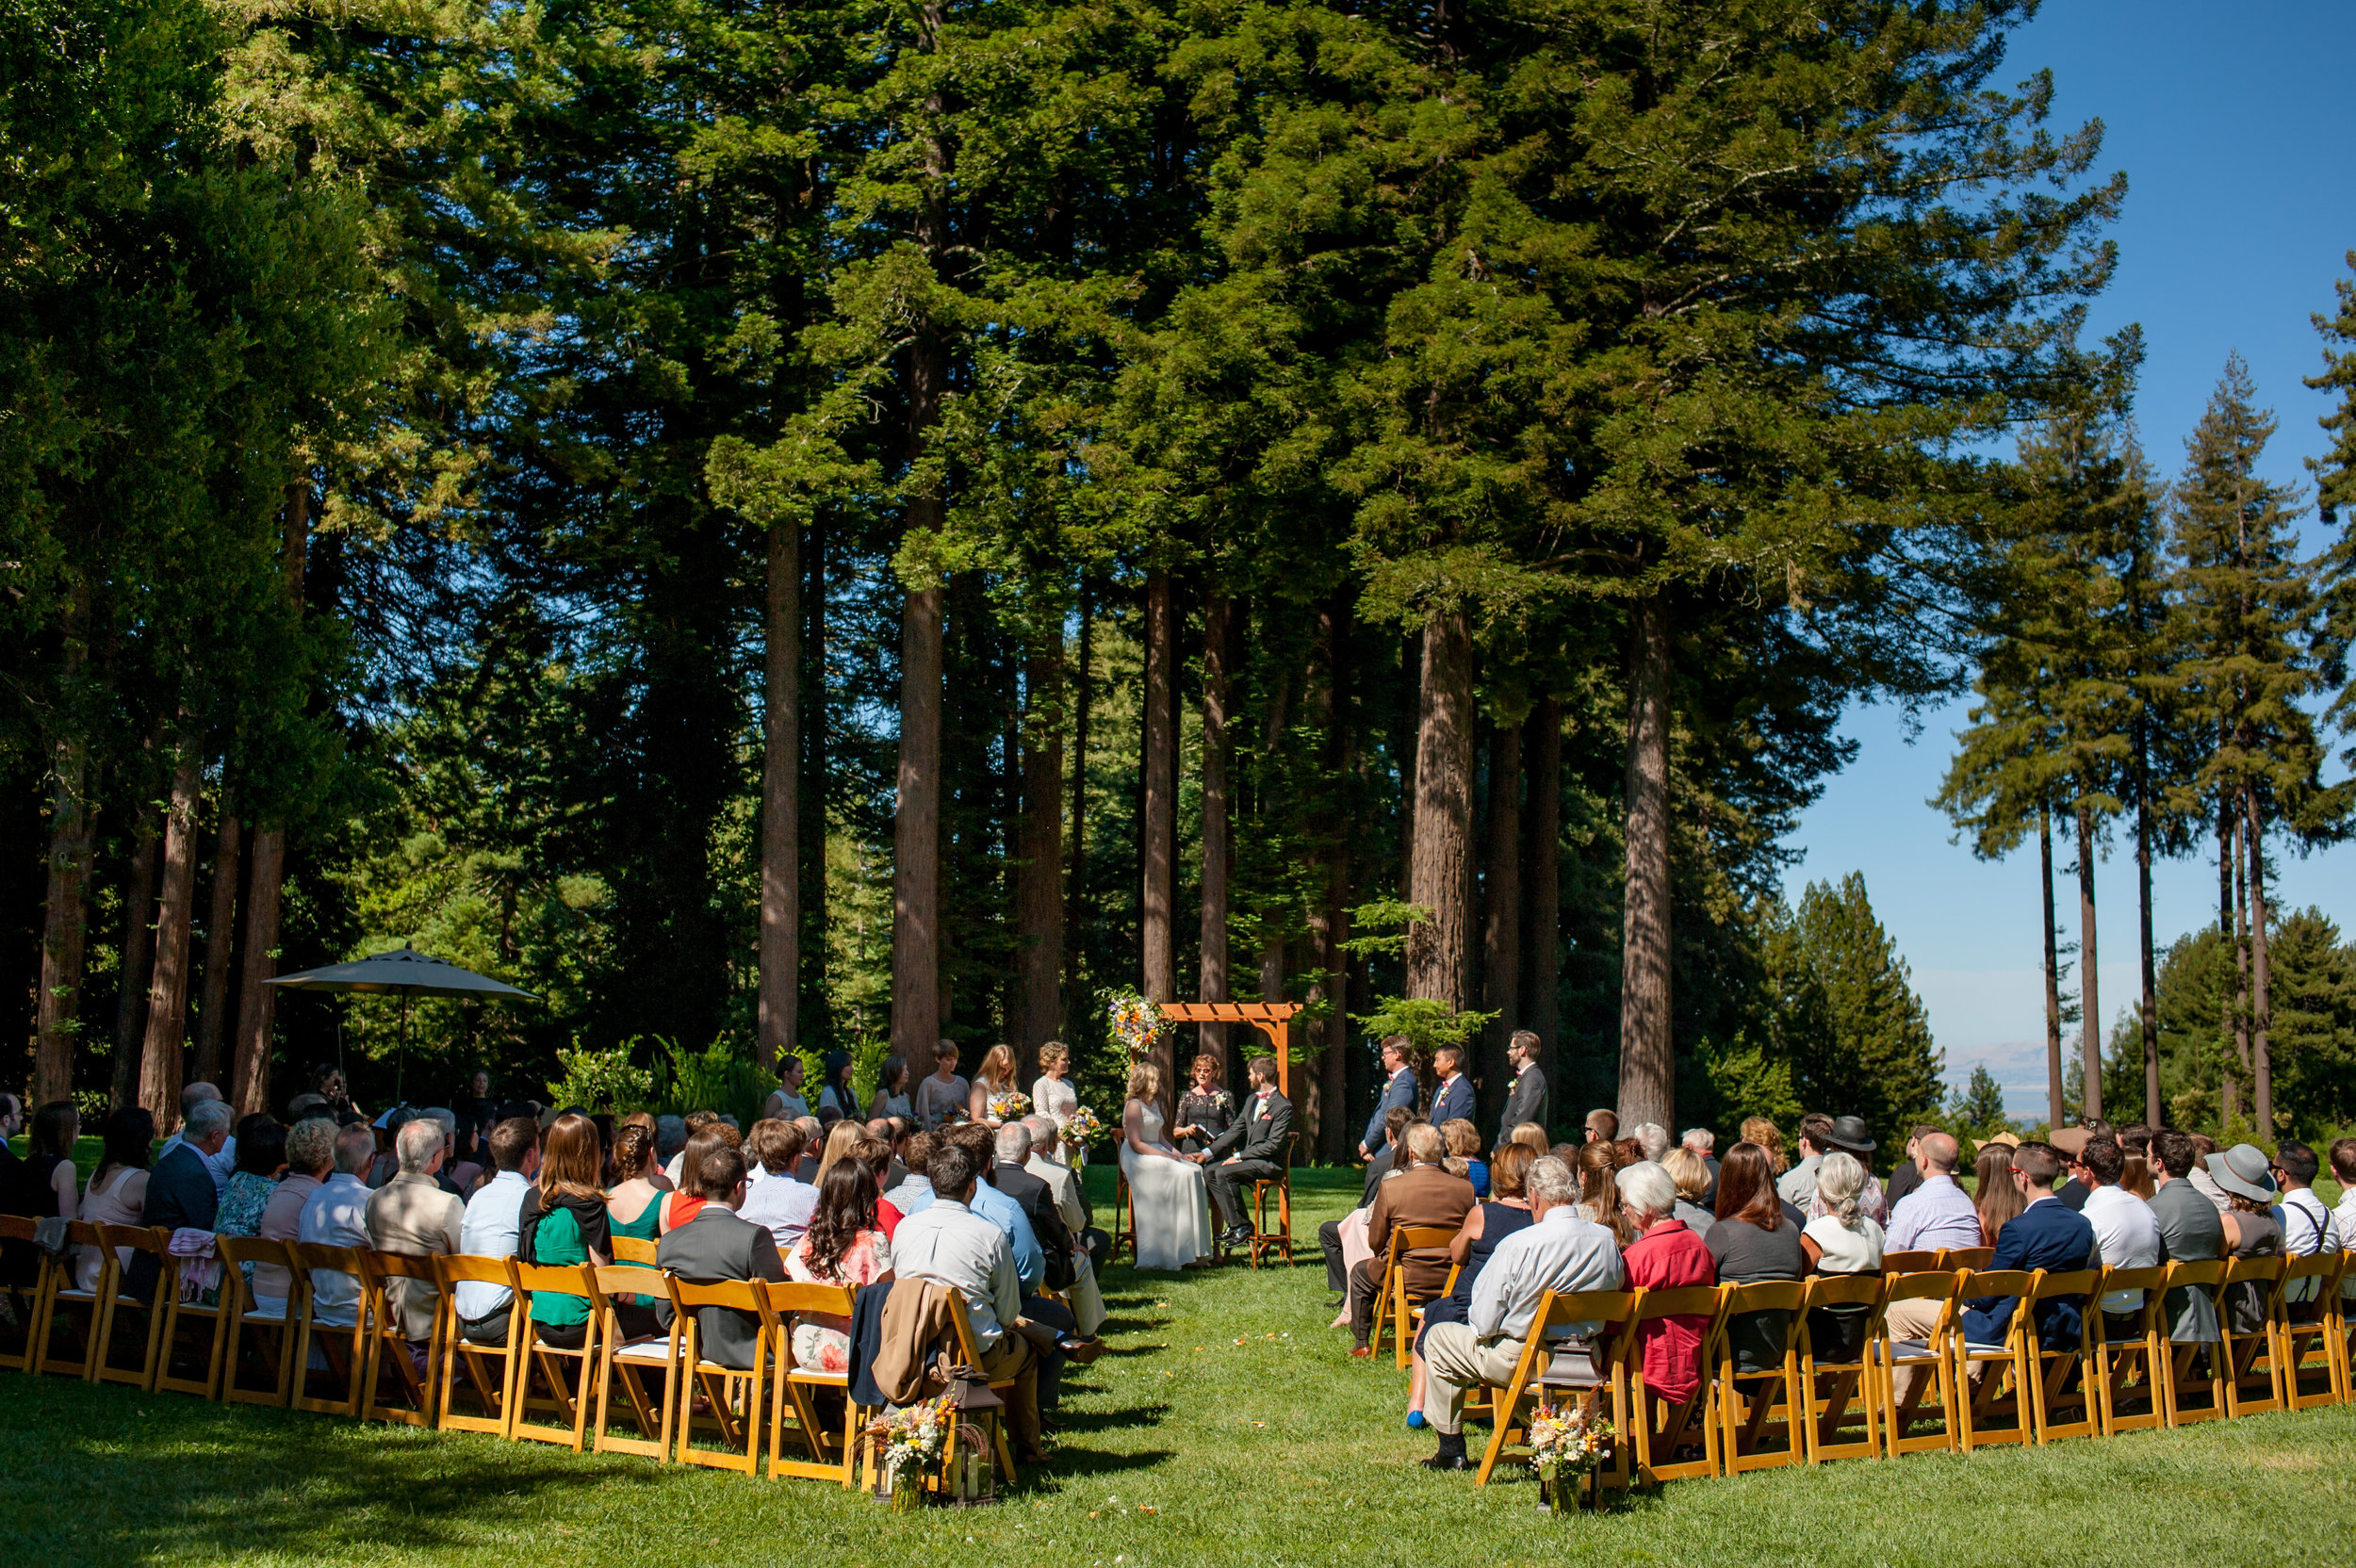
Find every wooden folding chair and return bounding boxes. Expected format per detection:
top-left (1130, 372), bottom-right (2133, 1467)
top-left (1880, 1250), bottom-right (1939, 1274)
top-left (1248, 1134), bottom-right (1296, 1268)
top-left (666, 1276), bottom-right (774, 1474)
top-left (2158, 1260), bottom-right (2227, 1426)
top-left (217, 1237), bottom-right (300, 1407)
top-left (1875, 1270), bottom-right (1961, 1457)
top-left (1627, 1283), bottom-right (1727, 1483)
top-left (512, 1262), bottom-right (599, 1451)
top-left (612, 1235), bottom-right (658, 1266)
top-left (362, 1252), bottom-right (446, 1427)
top-left (1110, 1170), bottom-right (1137, 1265)
top-left (153, 1235), bottom-right (234, 1399)
top-left (1471, 1288), bottom-right (1637, 1494)
top-left (1380, 1224), bottom-right (1458, 1368)
top-left (763, 1281), bottom-right (862, 1484)
top-left (1939, 1247), bottom-right (1995, 1271)
top-left (1798, 1274), bottom-right (1887, 1463)
top-left (0, 1215), bottom-right (45, 1374)
top-left (2277, 1251), bottom-right (2347, 1412)
top-left (93, 1224), bottom-right (172, 1391)
top-left (2021, 1267), bottom-right (2099, 1445)
top-left (433, 1254), bottom-right (522, 1437)
top-left (1714, 1281), bottom-right (1808, 1475)
top-left (946, 1288), bottom-right (1023, 1484)
top-left (32, 1220), bottom-right (111, 1380)
top-left (1952, 1268), bottom-right (2035, 1453)
top-left (589, 1264), bottom-right (675, 1461)
top-left (2087, 1265), bottom-right (2168, 1436)
top-left (291, 1242), bottom-right (371, 1417)
top-left (2217, 1254), bottom-right (2286, 1418)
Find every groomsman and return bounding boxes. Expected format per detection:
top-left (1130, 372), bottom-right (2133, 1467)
top-left (1428, 1046), bottom-right (1475, 1129)
top-left (1207, 1057), bottom-right (1293, 1250)
top-left (1497, 1030), bottom-right (1547, 1143)
top-left (1360, 1037), bottom-right (1420, 1160)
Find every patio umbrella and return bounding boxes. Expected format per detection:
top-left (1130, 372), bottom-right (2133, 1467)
top-left (270, 945), bottom-right (537, 1100)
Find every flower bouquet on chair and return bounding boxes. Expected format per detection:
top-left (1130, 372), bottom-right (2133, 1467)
top-left (1528, 1396), bottom-right (1612, 1512)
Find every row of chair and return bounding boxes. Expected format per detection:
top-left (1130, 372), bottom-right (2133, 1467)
top-left (0, 1215), bottom-right (1010, 1489)
top-left (1458, 1250), bottom-right (2354, 1494)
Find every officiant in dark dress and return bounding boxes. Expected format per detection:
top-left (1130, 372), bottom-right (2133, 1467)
top-left (1173, 1053), bottom-right (1236, 1156)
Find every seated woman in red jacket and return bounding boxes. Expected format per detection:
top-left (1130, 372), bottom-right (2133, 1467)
top-left (1615, 1161), bottom-right (1716, 1409)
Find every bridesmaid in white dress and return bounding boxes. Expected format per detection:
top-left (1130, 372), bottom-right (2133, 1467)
top-left (1033, 1041), bottom-right (1080, 1162)
top-left (1120, 1063), bottom-right (1211, 1270)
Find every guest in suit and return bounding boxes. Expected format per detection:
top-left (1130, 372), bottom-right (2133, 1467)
top-left (128, 1099), bottom-right (232, 1301)
top-left (1497, 1031), bottom-right (1547, 1145)
top-left (1349, 1124), bottom-right (1476, 1356)
top-left (654, 1143), bottom-right (787, 1369)
top-left (2148, 1126), bottom-right (2226, 1348)
top-left (1427, 1047), bottom-right (1474, 1133)
top-left (156, 1083), bottom-right (237, 1199)
top-left (1359, 1037), bottom-right (1419, 1160)
top-left (1206, 1056), bottom-right (1293, 1250)
top-left (1321, 1106), bottom-right (1418, 1298)
top-left (1957, 1141), bottom-right (2097, 1352)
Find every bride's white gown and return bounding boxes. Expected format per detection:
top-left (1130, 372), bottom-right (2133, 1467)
top-left (1121, 1101), bottom-right (1211, 1271)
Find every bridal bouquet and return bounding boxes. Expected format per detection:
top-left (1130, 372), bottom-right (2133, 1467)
top-left (1105, 990), bottom-right (1170, 1063)
top-left (1061, 1103), bottom-right (1104, 1148)
top-left (1527, 1397), bottom-right (1612, 1511)
top-left (988, 1088), bottom-right (1031, 1122)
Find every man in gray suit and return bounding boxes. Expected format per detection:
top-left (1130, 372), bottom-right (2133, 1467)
top-left (654, 1145), bottom-right (785, 1369)
top-left (1206, 1055), bottom-right (1293, 1250)
top-left (1497, 1030), bottom-right (1547, 1144)
top-left (2148, 1127), bottom-right (2224, 1349)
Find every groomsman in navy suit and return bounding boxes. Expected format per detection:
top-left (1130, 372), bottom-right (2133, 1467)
top-left (1359, 1037), bottom-right (1420, 1160)
top-left (1428, 1045), bottom-right (1475, 1129)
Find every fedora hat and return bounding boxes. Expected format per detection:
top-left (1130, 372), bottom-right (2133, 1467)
top-left (2206, 1143), bottom-right (2278, 1203)
top-left (1823, 1115), bottom-right (1876, 1154)
top-left (1974, 1131), bottom-right (2021, 1153)
top-left (2048, 1126), bottom-right (2091, 1157)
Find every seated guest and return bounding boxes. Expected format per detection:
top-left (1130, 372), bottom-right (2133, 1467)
top-left (606, 1121), bottom-right (668, 1258)
top-left (656, 1144), bottom-right (787, 1367)
top-left (454, 1117), bottom-right (540, 1345)
top-left (1660, 1147), bottom-right (1717, 1233)
top-left (1776, 1113), bottom-right (1832, 1208)
top-left (1885, 1132), bottom-right (1981, 1255)
top-left (1583, 1108), bottom-right (1618, 1145)
top-left (2210, 1143), bottom-right (2282, 1336)
top-left (813, 1119), bottom-right (865, 1184)
top-left (297, 1123), bottom-right (380, 1329)
top-left (785, 1155), bottom-right (894, 1371)
top-left (1406, 1143), bottom-right (1537, 1425)
top-left (1973, 1142), bottom-right (2023, 1244)
top-left (365, 1118), bottom-right (467, 1355)
top-left (1575, 1141), bottom-right (1634, 1246)
top-left (157, 1082), bottom-right (238, 1198)
top-left (654, 1114), bottom-right (689, 1179)
top-left (660, 1123), bottom-right (737, 1233)
top-left (739, 1119), bottom-right (820, 1254)
top-left (3, 1100), bottom-right (77, 1298)
top-left (2273, 1141), bottom-right (2341, 1312)
top-left (130, 1099), bottom-right (233, 1301)
top-left (2332, 1138), bottom-right (2356, 1299)
top-left (1025, 1116), bottom-right (1108, 1275)
top-left (1616, 1159), bottom-right (1716, 1408)
top-left (1678, 1127), bottom-right (1720, 1208)
top-left (1741, 1116), bottom-right (1787, 1174)
top-left (2184, 1132), bottom-right (2230, 1212)
top-left (948, 1123), bottom-right (1044, 1293)
top-left (892, 1142), bottom-right (1047, 1462)
top-left (953, 1121), bottom-right (1089, 1406)
top-left (1957, 1141), bottom-right (2097, 1353)
top-left (990, 1122), bottom-right (1075, 1289)
top-left (1632, 1123), bottom-right (1670, 1164)
top-left (2077, 1133), bottom-right (2160, 1331)
top-left (1350, 1123), bottom-right (1476, 1358)
top-left (1319, 1106), bottom-right (1417, 1302)
top-left (1506, 1122), bottom-right (1551, 1164)
top-left (253, 1119), bottom-right (334, 1307)
top-left (1800, 1152), bottom-right (1885, 1364)
top-left (1441, 1119), bottom-right (1489, 1199)
top-left (2048, 1122), bottom-right (2105, 1211)
top-left (866, 1118), bottom-right (911, 1189)
top-left (78, 1108), bottom-right (154, 1293)
top-left (1804, 1118), bottom-right (1888, 1225)
top-left (885, 1131), bottom-right (940, 1217)
top-left (1705, 1141), bottom-right (1806, 1372)
top-left (518, 1113), bottom-right (614, 1349)
top-left (663, 1110), bottom-right (721, 1186)
top-left (2149, 1128), bottom-right (2225, 1349)
top-left (217, 1121), bottom-right (286, 1242)
top-left (792, 1116), bottom-right (825, 1182)
top-left (1417, 1155), bottom-right (1623, 1470)
top-left (1884, 1124), bottom-right (1939, 1206)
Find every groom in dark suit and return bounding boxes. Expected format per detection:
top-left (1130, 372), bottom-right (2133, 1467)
top-left (1206, 1056), bottom-right (1293, 1250)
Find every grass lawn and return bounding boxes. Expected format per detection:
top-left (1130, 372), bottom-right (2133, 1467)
top-left (8, 1166), bottom-right (2356, 1568)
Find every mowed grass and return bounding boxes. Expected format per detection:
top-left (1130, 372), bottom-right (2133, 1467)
top-left (8, 1166), bottom-right (2356, 1568)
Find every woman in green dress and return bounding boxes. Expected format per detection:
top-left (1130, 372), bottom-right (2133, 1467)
top-left (517, 1113), bottom-right (611, 1349)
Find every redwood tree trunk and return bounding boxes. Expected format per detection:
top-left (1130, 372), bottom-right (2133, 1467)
top-left (1309, 597), bottom-right (1351, 1161)
top-left (2246, 785), bottom-right (2273, 1133)
top-left (1066, 587), bottom-right (1092, 1020)
top-left (892, 566), bottom-right (945, 1064)
top-left (2039, 802), bottom-right (2064, 1132)
top-left (2229, 805), bottom-right (2251, 1123)
top-left (1479, 719), bottom-right (1520, 1124)
top-left (111, 783), bottom-right (163, 1113)
top-left (1141, 568), bottom-right (1177, 1106)
top-left (35, 741), bottom-right (96, 1106)
top-left (139, 740), bottom-right (204, 1131)
top-left (760, 516), bottom-right (801, 1069)
top-left (233, 825), bottom-right (286, 1116)
top-left (1521, 697), bottom-right (1561, 1102)
top-left (192, 795), bottom-right (241, 1087)
top-left (1406, 611), bottom-right (1474, 1010)
top-left (2136, 774), bottom-right (2161, 1128)
top-left (1618, 600), bottom-right (1673, 1130)
top-left (801, 515), bottom-right (829, 1042)
top-left (1013, 636), bottom-right (1065, 1073)
top-left (2073, 797), bottom-right (2101, 1125)
top-left (1197, 591), bottom-right (1233, 1065)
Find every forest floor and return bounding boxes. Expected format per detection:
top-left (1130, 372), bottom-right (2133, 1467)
top-left (8, 1167), bottom-right (2356, 1568)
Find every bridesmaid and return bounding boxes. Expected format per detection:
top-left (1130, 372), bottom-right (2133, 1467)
top-left (868, 1054), bottom-right (914, 1123)
top-left (968, 1045), bottom-right (1020, 1127)
top-left (1033, 1041), bottom-right (1082, 1166)
top-left (914, 1041), bottom-right (969, 1131)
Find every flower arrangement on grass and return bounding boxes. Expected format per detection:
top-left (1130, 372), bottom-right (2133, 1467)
top-left (1527, 1398), bottom-right (1612, 1511)
top-left (988, 1088), bottom-right (1031, 1122)
top-left (1105, 990), bottom-right (1169, 1063)
top-left (871, 1395), bottom-right (955, 1505)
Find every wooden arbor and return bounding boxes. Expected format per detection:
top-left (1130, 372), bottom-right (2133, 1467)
top-left (1154, 1002), bottom-right (1302, 1098)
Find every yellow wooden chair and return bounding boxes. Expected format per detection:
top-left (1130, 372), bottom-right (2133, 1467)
top-left (666, 1275), bottom-right (775, 1474)
top-left (1875, 1269), bottom-right (1963, 1458)
top-left (1951, 1268), bottom-right (2036, 1453)
top-left (2021, 1267), bottom-right (2100, 1445)
top-left (2086, 1265), bottom-right (2169, 1436)
top-left (216, 1236), bottom-right (300, 1407)
top-left (361, 1251), bottom-right (446, 1428)
top-left (1471, 1288), bottom-right (1638, 1494)
top-left (945, 1287), bottom-right (1023, 1484)
top-left (1798, 1273), bottom-right (1887, 1463)
top-left (33, 1220), bottom-right (112, 1380)
top-left (611, 1235), bottom-right (659, 1266)
top-left (290, 1242), bottom-right (372, 1417)
top-left (763, 1281), bottom-right (863, 1484)
top-left (2158, 1260), bottom-right (2228, 1426)
top-left (0, 1215), bottom-right (46, 1374)
top-left (589, 1264), bottom-right (675, 1461)
top-left (511, 1261), bottom-right (599, 1451)
top-left (154, 1236), bottom-right (238, 1400)
top-left (2277, 1251), bottom-right (2347, 1412)
top-left (1879, 1250), bottom-right (1939, 1275)
top-left (1627, 1283), bottom-right (1727, 1483)
top-left (1714, 1280), bottom-right (1809, 1475)
top-left (432, 1254), bottom-right (522, 1437)
top-left (1939, 1247), bottom-right (1995, 1272)
top-left (1247, 1133), bottom-right (1296, 1268)
top-left (1375, 1224), bottom-right (1458, 1368)
top-left (93, 1223), bottom-right (172, 1392)
top-left (2217, 1254), bottom-right (2286, 1418)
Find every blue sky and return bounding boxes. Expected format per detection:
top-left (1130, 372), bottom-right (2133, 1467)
top-left (1781, 2), bottom-right (2356, 1116)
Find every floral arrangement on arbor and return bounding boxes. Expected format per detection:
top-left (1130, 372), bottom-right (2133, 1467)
top-left (1105, 990), bottom-right (1170, 1064)
top-left (988, 1088), bottom-right (1031, 1123)
top-left (1527, 1398), bottom-right (1612, 1511)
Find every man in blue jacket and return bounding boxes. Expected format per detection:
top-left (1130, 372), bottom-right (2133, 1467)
top-left (1427, 1045), bottom-right (1475, 1130)
top-left (1359, 1037), bottom-right (1419, 1160)
top-left (1958, 1140), bottom-right (2098, 1351)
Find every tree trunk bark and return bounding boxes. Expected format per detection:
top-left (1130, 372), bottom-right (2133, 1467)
top-left (192, 794), bottom-right (241, 1088)
top-left (1308, 596), bottom-right (1351, 1161)
top-left (1014, 636), bottom-right (1065, 1074)
top-left (1521, 697), bottom-right (1561, 1103)
top-left (2038, 801), bottom-right (2063, 1132)
top-left (2136, 770), bottom-right (2161, 1128)
top-left (139, 739), bottom-right (204, 1131)
top-left (1406, 611), bottom-right (1474, 1011)
top-left (801, 514), bottom-right (828, 1044)
top-left (2073, 797), bottom-right (2101, 1125)
top-left (233, 825), bottom-right (286, 1116)
top-left (1397, 626), bottom-right (1420, 902)
top-left (2245, 785), bottom-right (2273, 1134)
top-left (892, 568), bottom-right (945, 1063)
top-left (36, 742), bottom-right (96, 1106)
top-left (1320, 878), bottom-right (1351, 1163)
top-left (760, 517), bottom-right (801, 1069)
top-left (1066, 585), bottom-right (1092, 1023)
top-left (2230, 803), bottom-right (2252, 1089)
top-left (1480, 719), bottom-right (1520, 1125)
top-left (1618, 600), bottom-right (1674, 1131)
top-left (1141, 568), bottom-right (1177, 1107)
top-left (1198, 591), bottom-right (1233, 1064)
top-left (110, 748), bottom-right (165, 1113)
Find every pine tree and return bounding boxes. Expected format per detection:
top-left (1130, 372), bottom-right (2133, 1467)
top-left (1765, 874), bottom-right (1944, 1155)
top-left (1950, 1065), bottom-right (2011, 1137)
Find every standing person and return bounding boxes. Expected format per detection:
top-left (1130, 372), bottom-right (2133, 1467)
top-left (1496, 1031), bottom-right (1547, 1146)
top-left (868, 1055), bottom-right (914, 1123)
top-left (1884, 1132), bottom-right (1982, 1255)
top-left (1360, 1037), bottom-right (1419, 1161)
top-left (1427, 1046), bottom-right (1474, 1131)
top-left (1775, 1113), bottom-right (1833, 1210)
top-left (455, 1117), bottom-right (539, 1345)
top-left (1172, 1053), bottom-right (1235, 1156)
top-left (2077, 1134), bottom-right (2161, 1329)
top-left (1030, 1043), bottom-right (1079, 1150)
top-left (2147, 1128), bottom-right (2226, 1351)
top-left (815, 1051), bottom-right (859, 1128)
top-left (915, 1041), bottom-right (969, 1132)
top-left (517, 1113), bottom-right (612, 1349)
top-left (969, 1045), bottom-right (1021, 1127)
top-left (764, 1055), bottom-right (811, 1122)
top-left (1120, 1062), bottom-right (1212, 1271)
top-left (1705, 1142), bottom-right (1806, 1374)
top-left (1203, 1055), bottom-right (1292, 1252)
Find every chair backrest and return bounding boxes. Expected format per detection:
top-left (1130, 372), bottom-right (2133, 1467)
top-left (1803, 1273), bottom-right (1886, 1312)
top-left (612, 1235), bottom-right (658, 1266)
top-left (1957, 1267), bottom-right (2034, 1301)
top-left (1881, 1268), bottom-right (1962, 1306)
top-left (759, 1280), bottom-right (857, 1319)
top-left (2032, 1267), bottom-right (2100, 1303)
top-left (588, 1264), bottom-right (670, 1321)
top-left (513, 1259), bottom-right (597, 1302)
top-left (2281, 1251), bottom-right (2342, 1291)
top-left (2166, 1259), bottom-right (2225, 1292)
top-left (433, 1253), bottom-right (517, 1289)
top-left (941, 1283), bottom-right (991, 1370)
top-left (1396, 1224), bottom-right (1458, 1252)
top-left (100, 1222), bottom-right (167, 1258)
top-left (665, 1273), bottom-right (775, 1359)
top-left (215, 1235), bottom-right (292, 1308)
top-left (1533, 1287), bottom-right (1641, 1337)
top-left (1881, 1250), bottom-right (1939, 1274)
top-left (371, 1251), bottom-right (440, 1283)
top-left (1632, 1283), bottom-right (1726, 1323)
top-left (0, 1215), bottom-right (33, 1243)
top-left (1722, 1279), bottom-right (1808, 1315)
top-left (1939, 1247), bottom-right (1995, 1271)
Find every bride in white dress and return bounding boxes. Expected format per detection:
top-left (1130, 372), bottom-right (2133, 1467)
top-left (1120, 1062), bottom-right (1211, 1270)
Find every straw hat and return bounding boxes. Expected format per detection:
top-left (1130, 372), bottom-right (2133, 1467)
top-left (1973, 1131), bottom-right (2021, 1154)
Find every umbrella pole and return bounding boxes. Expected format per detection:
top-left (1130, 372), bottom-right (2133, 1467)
top-left (399, 991), bottom-right (409, 1102)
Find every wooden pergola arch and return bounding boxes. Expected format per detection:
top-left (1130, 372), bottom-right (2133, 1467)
top-left (1154, 1001), bottom-right (1303, 1099)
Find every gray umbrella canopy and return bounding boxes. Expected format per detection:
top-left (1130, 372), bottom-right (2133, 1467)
top-left (268, 945), bottom-right (537, 1000)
